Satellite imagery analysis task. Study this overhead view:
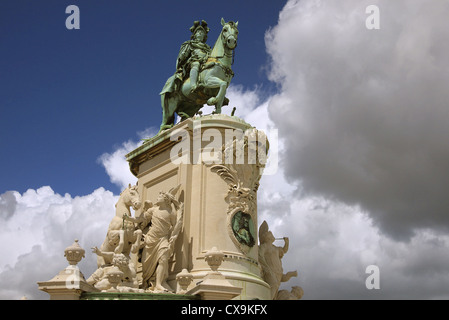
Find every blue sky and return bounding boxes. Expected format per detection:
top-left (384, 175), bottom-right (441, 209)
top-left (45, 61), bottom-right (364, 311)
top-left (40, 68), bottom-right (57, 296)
top-left (0, 0), bottom-right (285, 196)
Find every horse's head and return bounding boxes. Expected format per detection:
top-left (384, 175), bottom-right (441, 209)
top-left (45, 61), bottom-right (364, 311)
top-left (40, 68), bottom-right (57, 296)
top-left (120, 184), bottom-right (141, 210)
top-left (221, 18), bottom-right (239, 50)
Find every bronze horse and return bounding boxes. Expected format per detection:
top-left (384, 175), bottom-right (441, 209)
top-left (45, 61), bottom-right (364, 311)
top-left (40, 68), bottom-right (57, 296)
top-left (159, 18), bottom-right (239, 132)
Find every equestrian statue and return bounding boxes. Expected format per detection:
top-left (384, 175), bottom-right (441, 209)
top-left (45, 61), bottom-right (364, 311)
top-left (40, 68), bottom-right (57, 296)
top-left (159, 18), bottom-right (239, 133)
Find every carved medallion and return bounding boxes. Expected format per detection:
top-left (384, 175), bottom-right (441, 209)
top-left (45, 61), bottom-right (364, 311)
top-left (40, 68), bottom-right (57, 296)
top-left (230, 211), bottom-right (256, 250)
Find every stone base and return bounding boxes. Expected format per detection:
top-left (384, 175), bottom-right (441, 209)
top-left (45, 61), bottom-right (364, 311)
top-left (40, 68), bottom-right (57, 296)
top-left (80, 292), bottom-right (200, 300)
top-left (37, 265), bottom-right (98, 300)
top-left (126, 115), bottom-right (271, 300)
top-left (186, 271), bottom-right (242, 300)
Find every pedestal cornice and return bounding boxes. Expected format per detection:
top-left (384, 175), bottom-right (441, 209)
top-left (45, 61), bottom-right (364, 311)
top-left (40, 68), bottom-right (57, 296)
top-left (126, 114), bottom-right (253, 176)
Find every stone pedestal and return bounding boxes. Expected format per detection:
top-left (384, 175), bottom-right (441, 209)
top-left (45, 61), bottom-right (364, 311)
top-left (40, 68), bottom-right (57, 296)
top-left (186, 272), bottom-right (242, 300)
top-left (37, 266), bottom-right (97, 300)
top-left (126, 114), bottom-right (271, 299)
top-left (186, 247), bottom-right (242, 300)
top-left (37, 240), bottom-right (98, 300)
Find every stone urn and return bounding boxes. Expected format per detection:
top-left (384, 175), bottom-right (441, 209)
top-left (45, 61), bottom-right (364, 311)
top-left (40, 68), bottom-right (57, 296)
top-left (176, 269), bottom-right (193, 294)
top-left (64, 239), bottom-right (85, 266)
top-left (204, 247), bottom-right (224, 272)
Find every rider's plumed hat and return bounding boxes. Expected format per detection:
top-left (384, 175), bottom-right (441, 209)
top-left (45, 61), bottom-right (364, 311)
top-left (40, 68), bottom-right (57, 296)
top-left (190, 20), bottom-right (210, 41)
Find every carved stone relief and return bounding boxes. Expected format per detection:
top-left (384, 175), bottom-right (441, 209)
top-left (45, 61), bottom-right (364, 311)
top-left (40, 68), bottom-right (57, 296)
top-left (208, 128), bottom-right (268, 254)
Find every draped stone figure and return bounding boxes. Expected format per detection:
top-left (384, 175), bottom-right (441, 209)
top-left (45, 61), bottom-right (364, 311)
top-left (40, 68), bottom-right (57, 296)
top-left (138, 186), bottom-right (183, 292)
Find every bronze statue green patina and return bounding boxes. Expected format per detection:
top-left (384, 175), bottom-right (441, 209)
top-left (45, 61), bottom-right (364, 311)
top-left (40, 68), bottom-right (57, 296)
top-left (177, 20), bottom-right (212, 95)
top-left (231, 211), bottom-right (256, 248)
top-left (159, 18), bottom-right (239, 133)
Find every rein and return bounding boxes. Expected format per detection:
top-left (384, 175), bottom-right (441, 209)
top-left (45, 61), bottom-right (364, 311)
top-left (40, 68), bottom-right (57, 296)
top-left (203, 57), bottom-right (234, 78)
top-left (204, 30), bottom-right (236, 77)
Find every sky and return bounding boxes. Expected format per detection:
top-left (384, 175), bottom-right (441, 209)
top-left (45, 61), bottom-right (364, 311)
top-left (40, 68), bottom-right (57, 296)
top-left (1, 0), bottom-right (449, 300)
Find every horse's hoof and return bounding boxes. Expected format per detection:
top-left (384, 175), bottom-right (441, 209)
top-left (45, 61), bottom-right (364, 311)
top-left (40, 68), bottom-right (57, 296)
top-left (207, 97), bottom-right (217, 106)
top-left (158, 125), bottom-right (173, 135)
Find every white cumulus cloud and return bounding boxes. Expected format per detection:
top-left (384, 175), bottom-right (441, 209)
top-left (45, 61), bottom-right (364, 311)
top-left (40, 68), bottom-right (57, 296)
top-left (0, 186), bottom-right (117, 299)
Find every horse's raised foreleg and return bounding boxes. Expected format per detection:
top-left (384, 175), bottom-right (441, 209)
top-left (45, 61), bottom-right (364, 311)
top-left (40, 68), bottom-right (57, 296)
top-left (204, 76), bottom-right (227, 114)
top-left (131, 229), bottom-right (142, 254)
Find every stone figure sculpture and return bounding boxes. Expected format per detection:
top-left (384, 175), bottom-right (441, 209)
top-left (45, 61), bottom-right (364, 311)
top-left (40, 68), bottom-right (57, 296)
top-left (258, 220), bottom-right (298, 299)
top-left (138, 185), bottom-right (184, 292)
top-left (87, 248), bottom-right (142, 292)
top-left (159, 18), bottom-right (239, 132)
top-left (276, 286), bottom-right (304, 300)
top-left (97, 184), bottom-right (142, 267)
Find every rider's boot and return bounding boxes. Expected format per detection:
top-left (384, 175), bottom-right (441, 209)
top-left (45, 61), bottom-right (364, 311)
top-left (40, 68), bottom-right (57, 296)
top-left (189, 64), bottom-right (199, 94)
